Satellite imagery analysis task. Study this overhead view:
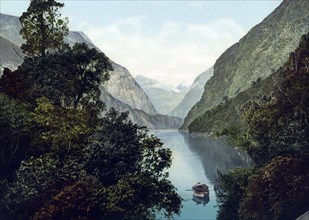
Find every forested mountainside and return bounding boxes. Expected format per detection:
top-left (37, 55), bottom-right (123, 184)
top-left (0, 13), bottom-right (181, 129)
top-left (135, 75), bottom-right (190, 115)
top-left (170, 66), bottom-right (213, 118)
top-left (216, 31), bottom-right (309, 220)
top-left (181, 0), bottom-right (309, 130)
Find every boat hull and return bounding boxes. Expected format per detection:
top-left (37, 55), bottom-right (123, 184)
top-left (193, 191), bottom-right (209, 198)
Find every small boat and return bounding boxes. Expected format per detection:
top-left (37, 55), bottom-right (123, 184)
top-left (192, 182), bottom-right (209, 198)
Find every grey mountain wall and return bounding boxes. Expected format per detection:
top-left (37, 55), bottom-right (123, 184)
top-left (106, 65), bottom-right (158, 115)
top-left (0, 36), bottom-right (23, 70)
top-left (182, 0), bottom-right (309, 130)
top-left (100, 86), bottom-right (183, 129)
top-left (169, 66), bottom-right (214, 118)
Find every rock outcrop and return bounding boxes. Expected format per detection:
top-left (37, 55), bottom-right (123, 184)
top-left (106, 66), bottom-right (158, 115)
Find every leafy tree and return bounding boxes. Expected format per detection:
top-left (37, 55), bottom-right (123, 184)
top-left (0, 68), bottom-right (27, 100)
top-left (20, 0), bottom-right (69, 58)
top-left (85, 109), bottom-right (182, 219)
top-left (239, 156), bottom-right (309, 220)
top-left (32, 177), bottom-right (101, 220)
top-left (10, 43), bottom-right (112, 113)
top-left (30, 97), bottom-right (95, 158)
top-left (1, 109), bottom-right (181, 219)
top-left (1, 1), bottom-right (181, 219)
top-left (0, 93), bottom-right (31, 180)
top-left (216, 168), bottom-right (252, 220)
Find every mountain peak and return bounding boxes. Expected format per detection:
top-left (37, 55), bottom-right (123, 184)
top-left (176, 81), bottom-right (191, 91)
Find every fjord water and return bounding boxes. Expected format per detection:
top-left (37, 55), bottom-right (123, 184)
top-left (153, 130), bottom-right (252, 220)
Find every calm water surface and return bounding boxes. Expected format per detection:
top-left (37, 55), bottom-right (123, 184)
top-left (152, 130), bottom-right (252, 220)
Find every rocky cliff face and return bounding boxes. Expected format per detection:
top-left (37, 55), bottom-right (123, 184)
top-left (181, 0), bottom-right (309, 130)
top-left (100, 86), bottom-right (183, 129)
top-left (0, 13), bottom-right (181, 129)
top-left (135, 75), bottom-right (189, 115)
top-left (105, 66), bottom-right (158, 115)
top-left (170, 66), bottom-right (213, 118)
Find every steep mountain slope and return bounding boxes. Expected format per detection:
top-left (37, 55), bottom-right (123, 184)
top-left (106, 67), bottom-right (158, 115)
top-left (188, 72), bottom-right (280, 134)
top-left (0, 13), bottom-right (181, 129)
top-left (170, 66), bottom-right (213, 118)
top-left (181, 0), bottom-right (309, 130)
top-left (100, 87), bottom-right (183, 129)
top-left (135, 75), bottom-right (189, 115)
top-left (0, 36), bottom-right (23, 70)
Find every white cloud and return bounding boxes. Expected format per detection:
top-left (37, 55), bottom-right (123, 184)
top-left (78, 17), bottom-right (245, 86)
top-left (188, 2), bottom-right (204, 10)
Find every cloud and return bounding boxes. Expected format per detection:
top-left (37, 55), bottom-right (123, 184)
top-left (77, 17), bottom-right (245, 86)
top-left (188, 2), bottom-right (204, 10)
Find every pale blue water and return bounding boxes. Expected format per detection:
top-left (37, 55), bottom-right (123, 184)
top-left (152, 130), bottom-right (252, 220)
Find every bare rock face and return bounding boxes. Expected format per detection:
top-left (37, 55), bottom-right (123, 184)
top-left (0, 36), bottom-right (23, 70)
top-left (169, 66), bottom-right (213, 119)
top-left (100, 86), bottom-right (183, 129)
top-left (182, 0), bottom-right (309, 130)
top-left (0, 13), bottom-right (181, 129)
top-left (135, 75), bottom-right (190, 115)
top-left (104, 64), bottom-right (158, 115)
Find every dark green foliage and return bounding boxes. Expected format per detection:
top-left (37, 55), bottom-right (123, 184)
top-left (239, 156), bottom-right (309, 220)
top-left (85, 109), bottom-right (181, 218)
top-left (0, 93), bottom-right (31, 180)
top-left (20, 0), bottom-right (69, 57)
top-left (0, 1), bottom-right (181, 218)
top-left (86, 109), bottom-right (144, 186)
top-left (0, 68), bottom-right (27, 100)
top-left (242, 33), bottom-right (309, 165)
top-left (1, 108), bottom-right (181, 219)
top-left (216, 168), bottom-right (252, 220)
top-left (11, 43), bottom-right (113, 113)
top-left (216, 33), bottom-right (309, 220)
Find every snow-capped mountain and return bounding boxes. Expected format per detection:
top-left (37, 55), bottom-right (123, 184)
top-left (170, 66), bottom-right (214, 118)
top-left (135, 75), bottom-right (190, 115)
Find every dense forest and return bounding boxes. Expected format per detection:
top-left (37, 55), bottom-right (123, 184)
top-left (0, 1), bottom-right (181, 219)
top-left (216, 33), bottom-right (309, 220)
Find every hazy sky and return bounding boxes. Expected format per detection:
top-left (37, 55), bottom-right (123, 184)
top-left (1, 0), bottom-right (282, 86)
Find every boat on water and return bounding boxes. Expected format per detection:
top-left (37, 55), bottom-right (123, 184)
top-left (192, 182), bottom-right (209, 198)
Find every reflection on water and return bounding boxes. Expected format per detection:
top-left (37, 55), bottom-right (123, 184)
top-left (153, 130), bottom-right (253, 220)
top-left (192, 194), bottom-right (210, 206)
top-left (181, 132), bottom-right (253, 185)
